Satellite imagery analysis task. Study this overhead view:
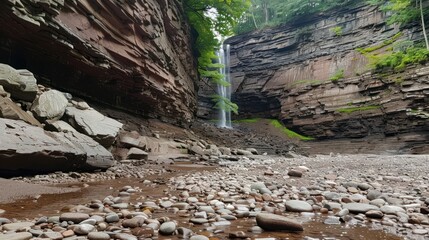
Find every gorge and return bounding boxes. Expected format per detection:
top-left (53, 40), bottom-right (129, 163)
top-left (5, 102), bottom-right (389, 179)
top-left (223, 4), bottom-right (429, 154)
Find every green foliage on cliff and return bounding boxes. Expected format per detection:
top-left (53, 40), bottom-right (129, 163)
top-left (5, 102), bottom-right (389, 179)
top-left (329, 69), bottom-right (345, 82)
top-left (183, 0), bottom-right (250, 80)
top-left (368, 0), bottom-right (429, 49)
top-left (337, 105), bottom-right (380, 113)
top-left (356, 32), bottom-right (403, 54)
top-left (183, 0), bottom-right (250, 113)
top-left (211, 94), bottom-right (239, 114)
top-left (233, 118), bottom-right (260, 123)
top-left (233, 0), bottom-right (358, 34)
top-left (330, 26), bottom-right (343, 36)
top-left (358, 0), bottom-right (429, 72)
top-left (371, 47), bottom-right (429, 71)
top-left (270, 119), bottom-right (314, 141)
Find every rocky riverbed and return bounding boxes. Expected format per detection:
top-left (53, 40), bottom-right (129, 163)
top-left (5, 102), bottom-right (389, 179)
top-left (0, 154), bottom-right (428, 240)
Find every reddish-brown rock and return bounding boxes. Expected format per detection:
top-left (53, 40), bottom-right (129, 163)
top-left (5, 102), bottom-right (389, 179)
top-left (222, 4), bottom-right (428, 153)
top-left (0, 0), bottom-right (197, 124)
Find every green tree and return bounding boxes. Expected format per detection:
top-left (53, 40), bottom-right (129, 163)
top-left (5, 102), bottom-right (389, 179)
top-left (234, 0), bottom-right (357, 34)
top-left (183, 0), bottom-right (250, 114)
top-left (370, 0), bottom-right (429, 49)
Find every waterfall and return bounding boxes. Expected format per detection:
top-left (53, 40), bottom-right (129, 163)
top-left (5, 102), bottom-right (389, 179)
top-left (216, 44), bottom-right (232, 128)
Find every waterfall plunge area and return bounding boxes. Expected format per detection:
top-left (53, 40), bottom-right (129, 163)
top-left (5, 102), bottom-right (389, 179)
top-left (216, 44), bottom-right (232, 128)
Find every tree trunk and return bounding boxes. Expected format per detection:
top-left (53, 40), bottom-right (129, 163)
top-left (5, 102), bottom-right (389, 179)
top-left (263, 1), bottom-right (269, 24)
top-left (420, 0), bottom-right (429, 50)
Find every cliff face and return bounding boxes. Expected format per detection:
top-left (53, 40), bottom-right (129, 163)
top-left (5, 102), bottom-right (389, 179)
top-left (225, 4), bottom-right (428, 152)
top-left (0, 0), bottom-right (197, 124)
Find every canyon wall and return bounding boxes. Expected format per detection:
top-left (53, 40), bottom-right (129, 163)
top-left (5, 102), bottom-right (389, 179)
top-left (225, 4), bottom-right (428, 152)
top-left (0, 0), bottom-right (197, 125)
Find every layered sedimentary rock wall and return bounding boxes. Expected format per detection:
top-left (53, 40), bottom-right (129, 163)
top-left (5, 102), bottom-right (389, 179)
top-left (225, 4), bottom-right (428, 150)
top-left (0, 0), bottom-right (197, 124)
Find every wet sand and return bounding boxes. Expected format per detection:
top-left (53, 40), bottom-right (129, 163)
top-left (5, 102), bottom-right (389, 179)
top-left (0, 178), bottom-right (79, 204)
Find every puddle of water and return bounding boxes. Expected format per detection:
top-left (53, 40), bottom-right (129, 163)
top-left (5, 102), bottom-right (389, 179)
top-left (0, 163), bottom-right (403, 240)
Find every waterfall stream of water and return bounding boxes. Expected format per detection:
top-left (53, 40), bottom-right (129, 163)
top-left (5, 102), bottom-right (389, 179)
top-left (217, 44), bottom-right (232, 128)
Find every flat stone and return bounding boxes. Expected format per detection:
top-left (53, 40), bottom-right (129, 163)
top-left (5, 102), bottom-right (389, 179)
top-left (365, 210), bottom-right (384, 219)
top-left (122, 217), bottom-right (145, 228)
top-left (62, 229), bottom-right (75, 238)
top-left (126, 147), bottom-right (148, 160)
top-left (190, 235), bottom-right (210, 240)
top-left (367, 190), bottom-right (382, 200)
top-left (172, 202), bottom-right (189, 210)
top-left (256, 213), bottom-right (303, 232)
top-left (199, 206), bottom-right (215, 213)
top-left (237, 149), bottom-right (252, 155)
top-left (112, 203), bottom-right (128, 209)
top-left (80, 219), bottom-right (97, 225)
top-left (212, 221), bottom-right (231, 227)
top-left (74, 223), bottom-right (95, 235)
top-left (0, 232), bottom-right (32, 240)
top-left (190, 218), bottom-right (209, 224)
top-left (65, 107), bottom-right (123, 147)
top-left (380, 205), bottom-right (406, 215)
top-left (412, 229), bottom-right (428, 235)
top-left (2, 222), bottom-right (34, 231)
top-left (40, 232), bottom-right (63, 240)
top-left (229, 231), bottom-right (248, 239)
top-left (287, 169), bottom-right (303, 177)
top-left (115, 233), bottom-right (138, 240)
top-left (251, 182), bottom-right (272, 194)
top-left (285, 200), bottom-right (313, 212)
top-left (324, 216), bottom-right (341, 225)
top-left (60, 213), bottom-right (90, 223)
top-left (46, 120), bottom-right (78, 133)
top-left (105, 213), bottom-right (120, 223)
top-left (88, 232), bottom-right (111, 240)
top-left (160, 201), bottom-right (173, 208)
top-left (343, 203), bottom-right (379, 213)
top-left (0, 118), bottom-right (114, 172)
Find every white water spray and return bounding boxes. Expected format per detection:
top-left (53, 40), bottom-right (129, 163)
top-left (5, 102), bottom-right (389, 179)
top-left (216, 44), bottom-right (232, 128)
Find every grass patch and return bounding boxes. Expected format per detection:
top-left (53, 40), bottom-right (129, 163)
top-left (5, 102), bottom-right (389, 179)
top-left (356, 32), bottom-right (403, 54)
top-left (330, 26), bottom-right (343, 36)
top-left (371, 47), bottom-right (429, 71)
top-left (329, 69), bottom-right (344, 82)
top-left (269, 119), bottom-right (314, 141)
top-left (336, 105), bottom-right (380, 114)
top-left (232, 118), bottom-right (260, 123)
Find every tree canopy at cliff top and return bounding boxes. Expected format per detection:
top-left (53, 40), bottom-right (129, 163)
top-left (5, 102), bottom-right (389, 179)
top-left (183, 0), bottom-right (251, 113)
top-left (233, 0), bottom-right (357, 34)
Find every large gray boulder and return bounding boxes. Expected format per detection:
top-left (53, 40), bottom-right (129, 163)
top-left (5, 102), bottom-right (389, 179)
top-left (31, 90), bottom-right (68, 120)
top-left (0, 64), bottom-right (38, 101)
top-left (65, 107), bottom-right (123, 147)
top-left (0, 118), bottom-right (114, 174)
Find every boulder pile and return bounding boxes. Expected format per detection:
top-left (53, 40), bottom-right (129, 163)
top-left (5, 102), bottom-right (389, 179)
top-left (0, 63), bottom-right (122, 174)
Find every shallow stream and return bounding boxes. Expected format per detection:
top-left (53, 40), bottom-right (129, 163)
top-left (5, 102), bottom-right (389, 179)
top-left (0, 163), bottom-right (404, 240)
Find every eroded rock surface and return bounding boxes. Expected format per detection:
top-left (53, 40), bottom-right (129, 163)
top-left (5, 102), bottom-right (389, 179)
top-left (65, 107), bottom-right (123, 147)
top-left (0, 118), bottom-right (114, 174)
top-left (221, 4), bottom-right (429, 153)
top-left (0, 0), bottom-right (197, 124)
top-left (0, 64), bottom-right (37, 102)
